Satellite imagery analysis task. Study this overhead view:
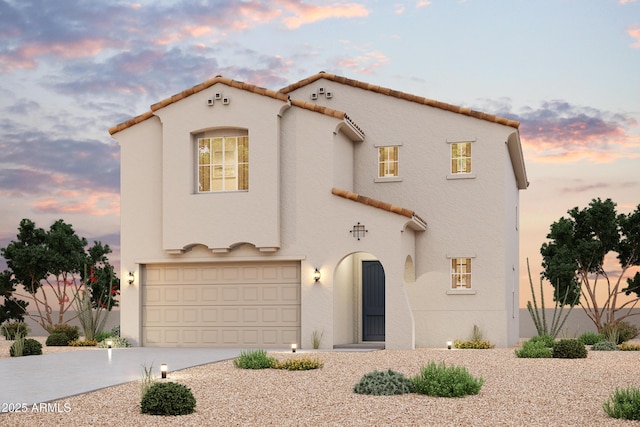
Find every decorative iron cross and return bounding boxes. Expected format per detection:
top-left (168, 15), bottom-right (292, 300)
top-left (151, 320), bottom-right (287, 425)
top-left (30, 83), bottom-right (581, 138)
top-left (350, 222), bottom-right (368, 240)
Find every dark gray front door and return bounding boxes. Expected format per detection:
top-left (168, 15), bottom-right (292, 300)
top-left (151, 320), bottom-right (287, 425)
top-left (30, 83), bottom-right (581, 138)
top-left (362, 260), bottom-right (385, 341)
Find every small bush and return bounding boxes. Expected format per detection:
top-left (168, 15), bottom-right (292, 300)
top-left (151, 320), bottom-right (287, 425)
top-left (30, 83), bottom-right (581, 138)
top-left (1, 322), bottom-right (30, 340)
top-left (46, 332), bottom-right (70, 346)
top-left (272, 357), bottom-right (323, 371)
top-left (69, 339), bottom-right (98, 347)
top-left (140, 382), bottom-right (196, 416)
top-left (111, 324), bottom-right (121, 337)
top-left (619, 342), bottom-right (640, 351)
top-left (529, 334), bottom-right (555, 348)
top-left (94, 331), bottom-right (114, 343)
top-left (603, 387), bottom-right (640, 420)
top-left (552, 339), bottom-right (588, 359)
top-left (48, 324), bottom-right (80, 342)
top-left (353, 369), bottom-right (414, 395)
top-left (577, 331), bottom-right (605, 345)
top-left (411, 361), bottom-right (484, 398)
top-left (515, 340), bottom-right (553, 358)
top-left (10, 338), bottom-right (42, 357)
top-left (233, 349), bottom-right (275, 369)
top-left (454, 339), bottom-right (494, 349)
top-left (98, 336), bottom-right (131, 348)
top-left (600, 320), bottom-right (639, 344)
top-left (591, 341), bottom-right (619, 351)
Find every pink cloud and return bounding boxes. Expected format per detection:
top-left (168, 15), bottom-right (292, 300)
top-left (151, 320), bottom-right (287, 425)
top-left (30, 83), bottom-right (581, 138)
top-left (336, 51), bottom-right (388, 74)
top-left (515, 101), bottom-right (640, 163)
top-left (0, 38), bottom-right (118, 72)
top-left (628, 24), bottom-right (640, 48)
top-left (276, 0), bottom-right (369, 29)
top-left (416, 1), bottom-right (432, 7)
top-left (33, 191), bottom-right (120, 217)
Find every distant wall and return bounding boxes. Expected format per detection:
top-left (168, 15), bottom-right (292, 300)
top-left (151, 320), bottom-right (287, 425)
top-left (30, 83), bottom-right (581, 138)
top-left (18, 310), bottom-right (120, 336)
top-left (519, 308), bottom-right (640, 339)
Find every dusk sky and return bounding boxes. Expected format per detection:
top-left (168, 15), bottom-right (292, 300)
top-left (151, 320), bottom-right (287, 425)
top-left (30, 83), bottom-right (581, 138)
top-left (1, 0), bottom-right (639, 307)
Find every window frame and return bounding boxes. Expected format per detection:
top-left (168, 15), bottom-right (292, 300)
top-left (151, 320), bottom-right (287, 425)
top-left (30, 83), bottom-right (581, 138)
top-left (374, 142), bottom-right (402, 183)
top-left (446, 254), bottom-right (477, 295)
top-left (196, 129), bottom-right (249, 193)
top-left (446, 139), bottom-right (476, 180)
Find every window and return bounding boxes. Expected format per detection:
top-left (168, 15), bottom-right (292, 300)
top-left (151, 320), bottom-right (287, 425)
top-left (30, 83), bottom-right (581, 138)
top-left (451, 258), bottom-right (472, 289)
top-left (451, 142), bottom-right (471, 174)
top-left (378, 146), bottom-right (398, 177)
top-left (197, 135), bottom-right (248, 192)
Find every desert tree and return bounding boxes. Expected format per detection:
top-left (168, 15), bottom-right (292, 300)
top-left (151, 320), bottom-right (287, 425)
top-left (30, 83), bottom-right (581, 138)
top-left (540, 198), bottom-right (640, 331)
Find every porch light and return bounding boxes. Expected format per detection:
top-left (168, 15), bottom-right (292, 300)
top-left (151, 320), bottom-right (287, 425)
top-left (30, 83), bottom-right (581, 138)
top-left (313, 268), bottom-right (321, 282)
top-left (107, 339), bottom-right (113, 349)
top-left (447, 340), bottom-right (453, 350)
top-left (160, 363), bottom-right (168, 379)
top-left (127, 272), bottom-right (135, 285)
top-left (291, 343), bottom-right (297, 353)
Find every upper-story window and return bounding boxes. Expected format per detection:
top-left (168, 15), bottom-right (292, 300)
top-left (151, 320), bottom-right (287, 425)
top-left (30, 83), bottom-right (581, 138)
top-left (451, 258), bottom-right (472, 289)
top-left (197, 135), bottom-right (248, 192)
top-left (378, 146), bottom-right (399, 178)
top-left (451, 142), bottom-right (471, 174)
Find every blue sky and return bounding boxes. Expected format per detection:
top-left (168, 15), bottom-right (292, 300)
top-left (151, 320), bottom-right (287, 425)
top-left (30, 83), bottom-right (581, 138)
top-left (1, 0), bottom-right (639, 306)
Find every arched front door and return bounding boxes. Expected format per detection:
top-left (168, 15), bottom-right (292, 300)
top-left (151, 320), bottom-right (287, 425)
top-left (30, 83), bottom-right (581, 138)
top-left (362, 260), bottom-right (385, 341)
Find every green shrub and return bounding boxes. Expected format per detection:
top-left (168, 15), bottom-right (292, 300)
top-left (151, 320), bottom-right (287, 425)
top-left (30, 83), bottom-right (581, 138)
top-left (529, 334), bottom-right (555, 348)
top-left (514, 340), bottom-right (553, 358)
top-left (48, 324), bottom-right (79, 342)
top-left (411, 361), bottom-right (484, 398)
top-left (552, 339), bottom-right (587, 359)
top-left (97, 336), bottom-right (131, 348)
top-left (618, 342), bottom-right (640, 351)
top-left (353, 369), bottom-right (414, 395)
top-left (140, 382), bottom-right (196, 416)
top-left (94, 331), bottom-right (114, 343)
top-left (69, 339), bottom-right (98, 347)
top-left (577, 331), bottom-right (605, 345)
top-left (454, 339), bottom-right (494, 349)
top-left (272, 357), bottom-right (323, 371)
top-left (591, 341), bottom-right (619, 351)
top-left (600, 320), bottom-right (639, 344)
top-left (46, 332), bottom-right (70, 346)
top-left (1, 322), bottom-right (30, 340)
top-left (603, 387), bottom-right (640, 420)
top-left (10, 338), bottom-right (42, 357)
top-left (233, 349), bottom-right (275, 369)
top-left (111, 324), bottom-right (121, 337)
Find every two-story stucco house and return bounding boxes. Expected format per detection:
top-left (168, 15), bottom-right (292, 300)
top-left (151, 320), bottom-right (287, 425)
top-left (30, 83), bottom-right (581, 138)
top-left (110, 72), bottom-right (528, 350)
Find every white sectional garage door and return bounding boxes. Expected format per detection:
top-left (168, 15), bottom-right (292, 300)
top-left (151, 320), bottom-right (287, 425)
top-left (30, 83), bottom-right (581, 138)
top-left (142, 262), bottom-right (300, 347)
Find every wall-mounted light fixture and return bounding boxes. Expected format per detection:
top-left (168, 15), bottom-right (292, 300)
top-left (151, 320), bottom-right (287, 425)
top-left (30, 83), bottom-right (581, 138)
top-left (128, 272), bottom-right (135, 285)
top-left (160, 363), bottom-right (168, 379)
top-left (107, 339), bottom-right (113, 349)
top-left (313, 268), bottom-right (321, 282)
top-left (447, 340), bottom-right (453, 350)
top-left (291, 343), bottom-right (297, 353)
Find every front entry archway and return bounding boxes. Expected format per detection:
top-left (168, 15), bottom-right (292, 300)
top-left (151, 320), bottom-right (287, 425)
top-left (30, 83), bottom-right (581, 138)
top-left (333, 252), bottom-right (386, 346)
top-left (362, 260), bottom-right (385, 341)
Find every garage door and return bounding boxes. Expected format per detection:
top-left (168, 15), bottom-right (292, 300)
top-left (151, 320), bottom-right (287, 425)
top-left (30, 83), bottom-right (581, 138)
top-left (142, 262), bottom-right (300, 347)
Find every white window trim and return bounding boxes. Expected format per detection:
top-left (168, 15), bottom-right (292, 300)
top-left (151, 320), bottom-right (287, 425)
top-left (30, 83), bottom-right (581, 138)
top-left (375, 143), bottom-right (402, 182)
top-left (446, 139), bottom-right (476, 180)
top-left (446, 254), bottom-right (477, 295)
top-left (195, 130), bottom-right (249, 193)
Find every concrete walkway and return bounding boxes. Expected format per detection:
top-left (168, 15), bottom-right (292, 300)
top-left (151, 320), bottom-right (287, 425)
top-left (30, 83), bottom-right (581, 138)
top-left (0, 347), bottom-right (244, 409)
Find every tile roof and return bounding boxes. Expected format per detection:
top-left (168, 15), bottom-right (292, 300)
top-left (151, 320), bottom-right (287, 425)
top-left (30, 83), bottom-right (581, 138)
top-left (109, 76), bottom-right (356, 135)
top-left (281, 72), bottom-right (520, 129)
top-left (331, 188), bottom-right (427, 228)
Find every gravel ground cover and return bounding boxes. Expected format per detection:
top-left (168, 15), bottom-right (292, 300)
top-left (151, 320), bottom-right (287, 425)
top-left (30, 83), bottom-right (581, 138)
top-left (2, 337), bottom-right (640, 426)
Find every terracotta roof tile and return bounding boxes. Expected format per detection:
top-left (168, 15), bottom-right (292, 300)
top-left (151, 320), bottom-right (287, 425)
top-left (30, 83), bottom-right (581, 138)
top-left (331, 188), bottom-right (427, 226)
top-left (281, 72), bottom-right (520, 129)
top-left (109, 75), bottom-right (362, 135)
